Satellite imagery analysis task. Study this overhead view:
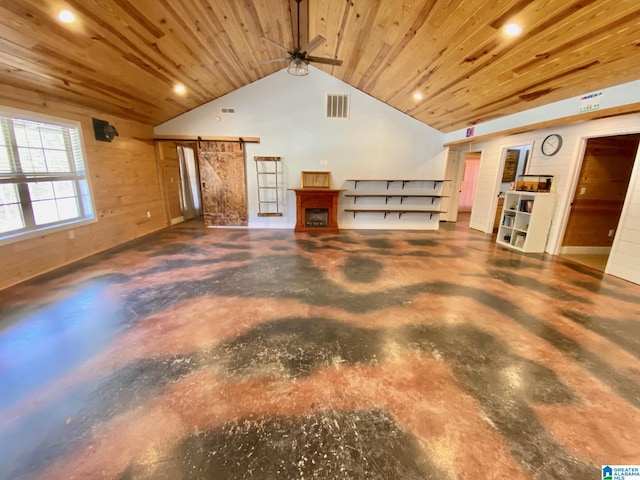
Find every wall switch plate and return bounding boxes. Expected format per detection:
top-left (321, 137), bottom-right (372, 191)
top-left (147, 211), bottom-right (151, 218)
top-left (580, 187), bottom-right (587, 195)
top-left (608, 229), bottom-right (615, 237)
top-left (68, 230), bottom-right (75, 239)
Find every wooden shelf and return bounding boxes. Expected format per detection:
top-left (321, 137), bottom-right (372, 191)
top-left (343, 179), bottom-right (448, 223)
top-left (345, 208), bottom-right (446, 219)
top-left (347, 179), bottom-right (451, 190)
top-left (345, 194), bottom-right (448, 205)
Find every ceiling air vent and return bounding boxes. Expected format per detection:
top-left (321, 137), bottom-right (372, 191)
top-left (221, 107), bottom-right (235, 114)
top-left (326, 94), bottom-right (349, 119)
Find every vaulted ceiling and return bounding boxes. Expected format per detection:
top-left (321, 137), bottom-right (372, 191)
top-left (1, 0), bottom-right (639, 133)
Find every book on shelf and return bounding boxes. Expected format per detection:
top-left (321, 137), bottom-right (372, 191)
top-left (518, 199), bottom-right (534, 213)
top-left (502, 215), bottom-right (515, 227)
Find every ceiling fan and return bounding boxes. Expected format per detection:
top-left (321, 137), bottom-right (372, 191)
top-left (260, 0), bottom-right (343, 76)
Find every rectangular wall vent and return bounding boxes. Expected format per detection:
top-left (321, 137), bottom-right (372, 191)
top-left (221, 108), bottom-right (235, 114)
top-left (326, 94), bottom-right (349, 119)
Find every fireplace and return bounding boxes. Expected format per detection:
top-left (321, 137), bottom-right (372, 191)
top-left (305, 208), bottom-right (328, 228)
top-left (291, 189), bottom-right (342, 232)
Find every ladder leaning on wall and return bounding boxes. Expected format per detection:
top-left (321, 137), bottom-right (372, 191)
top-left (254, 156), bottom-right (283, 217)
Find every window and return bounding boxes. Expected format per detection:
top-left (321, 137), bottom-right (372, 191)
top-left (0, 111), bottom-right (94, 242)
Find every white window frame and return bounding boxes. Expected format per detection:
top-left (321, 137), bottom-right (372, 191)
top-left (0, 106), bottom-right (96, 245)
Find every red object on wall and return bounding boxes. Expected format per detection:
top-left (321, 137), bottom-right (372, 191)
top-left (291, 189), bottom-right (342, 233)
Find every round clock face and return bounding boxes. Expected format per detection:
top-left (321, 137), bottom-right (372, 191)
top-left (541, 134), bottom-right (562, 156)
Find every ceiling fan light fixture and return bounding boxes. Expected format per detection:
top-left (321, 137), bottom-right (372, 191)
top-left (288, 58), bottom-right (309, 76)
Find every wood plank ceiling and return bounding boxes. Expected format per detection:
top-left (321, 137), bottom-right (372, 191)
top-left (1, 0), bottom-right (639, 132)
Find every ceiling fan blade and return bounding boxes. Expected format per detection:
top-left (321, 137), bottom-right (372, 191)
top-left (306, 55), bottom-right (343, 66)
top-left (261, 36), bottom-right (290, 53)
top-left (304, 35), bottom-right (325, 54)
top-left (260, 57), bottom-right (291, 65)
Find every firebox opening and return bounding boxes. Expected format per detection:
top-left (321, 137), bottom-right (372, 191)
top-left (305, 208), bottom-right (329, 228)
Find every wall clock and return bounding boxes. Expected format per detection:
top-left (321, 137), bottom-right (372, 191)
top-left (541, 134), bottom-right (562, 156)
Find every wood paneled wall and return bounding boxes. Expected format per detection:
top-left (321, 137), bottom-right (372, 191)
top-left (0, 85), bottom-right (165, 290)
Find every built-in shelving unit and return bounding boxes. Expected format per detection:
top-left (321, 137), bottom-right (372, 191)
top-left (496, 191), bottom-right (556, 253)
top-left (344, 180), bottom-right (450, 220)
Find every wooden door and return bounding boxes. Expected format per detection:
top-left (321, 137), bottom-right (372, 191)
top-left (197, 141), bottom-right (248, 227)
top-left (156, 141), bottom-right (183, 224)
top-left (563, 134), bottom-right (639, 246)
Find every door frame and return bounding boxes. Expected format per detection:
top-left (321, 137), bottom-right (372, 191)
top-left (458, 152), bottom-right (482, 213)
top-left (551, 133), bottom-right (640, 257)
top-left (442, 145), bottom-right (467, 222)
top-left (154, 141), bottom-right (178, 227)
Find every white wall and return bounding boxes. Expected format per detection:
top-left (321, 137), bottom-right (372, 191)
top-left (444, 80), bottom-right (640, 144)
top-left (155, 66), bottom-right (446, 230)
top-left (468, 113), bottom-right (640, 284)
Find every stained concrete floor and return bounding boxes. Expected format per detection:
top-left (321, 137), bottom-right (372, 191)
top-left (0, 220), bottom-right (639, 479)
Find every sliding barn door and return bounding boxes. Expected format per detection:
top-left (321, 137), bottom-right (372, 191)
top-left (197, 141), bottom-right (248, 227)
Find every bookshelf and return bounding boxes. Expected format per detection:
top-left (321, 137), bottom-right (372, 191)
top-left (496, 191), bottom-right (555, 253)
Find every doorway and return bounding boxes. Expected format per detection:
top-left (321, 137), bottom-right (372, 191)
top-left (176, 144), bottom-right (202, 221)
top-left (458, 152), bottom-right (481, 214)
top-left (156, 141), bottom-right (184, 225)
top-left (560, 134), bottom-right (640, 271)
top-left (454, 151), bottom-right (481, 225)
top-left (443, 147), bottom-right (483, 224)
top-left (156, 141), bottom-right (203, 226)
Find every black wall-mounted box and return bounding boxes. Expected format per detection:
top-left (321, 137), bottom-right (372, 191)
top-left (92, 118), bottom-right (119, 142)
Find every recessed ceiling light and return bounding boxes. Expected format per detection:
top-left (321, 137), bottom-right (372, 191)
top-left (413, 92), bottom-right (424, 101)
top-left (57, 10), bottom-right (75, 23)
top-left (504, 23), bottom-right (523, 36)
top-left (174, 84), bottom-right (186, 95)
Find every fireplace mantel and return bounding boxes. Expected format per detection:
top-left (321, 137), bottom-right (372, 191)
top-left (290, 189), bottom-right (343, 233)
